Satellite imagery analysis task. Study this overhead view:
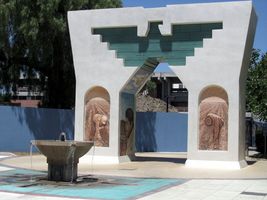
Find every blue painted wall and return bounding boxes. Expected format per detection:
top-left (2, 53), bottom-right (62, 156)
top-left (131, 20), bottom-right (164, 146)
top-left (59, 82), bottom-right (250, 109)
top-left (135, 112), bottom-right (188, 152)
top-left (0, 106), bottom-right (74, 152)
top-left (0, 106), bottom-right (187, 153)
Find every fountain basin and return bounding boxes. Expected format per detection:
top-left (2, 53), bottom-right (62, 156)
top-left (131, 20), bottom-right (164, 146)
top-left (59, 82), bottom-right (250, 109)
top-left (31, 140), bottom-right (93, 182)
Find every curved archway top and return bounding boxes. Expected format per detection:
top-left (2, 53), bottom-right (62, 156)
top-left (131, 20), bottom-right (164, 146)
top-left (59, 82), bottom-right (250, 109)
top-left (93, 22), bottom-right (222, 67)
top-left (84, 86), bottom-right (110, 104)
top-left (199, 85), bottom-right (228, 104)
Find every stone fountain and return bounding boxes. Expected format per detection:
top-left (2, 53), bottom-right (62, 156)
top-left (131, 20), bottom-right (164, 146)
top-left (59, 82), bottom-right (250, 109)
top-left (31, 139), bottom-right (93, 182)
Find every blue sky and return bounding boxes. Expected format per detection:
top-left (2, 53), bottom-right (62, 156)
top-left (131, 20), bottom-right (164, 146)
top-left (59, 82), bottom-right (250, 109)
top-left (123, 0), bottom-right (267, 53)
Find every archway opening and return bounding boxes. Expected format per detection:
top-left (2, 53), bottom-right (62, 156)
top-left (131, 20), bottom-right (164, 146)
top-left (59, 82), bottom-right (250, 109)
top-left (119, 59), bottom-right (188, 158)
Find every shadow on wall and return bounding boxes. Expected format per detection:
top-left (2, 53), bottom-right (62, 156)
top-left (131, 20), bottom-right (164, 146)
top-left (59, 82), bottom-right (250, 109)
top-left (0, 105), bottom-right (74, 152)
top-left (135, 112), bottom-right (157, 152)
top-left (12, 106), bottom-right (74, 140)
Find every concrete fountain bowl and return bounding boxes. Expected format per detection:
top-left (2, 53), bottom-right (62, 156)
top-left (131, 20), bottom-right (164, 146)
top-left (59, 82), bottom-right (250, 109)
top-left (31, 140), bottom-right (94, 182)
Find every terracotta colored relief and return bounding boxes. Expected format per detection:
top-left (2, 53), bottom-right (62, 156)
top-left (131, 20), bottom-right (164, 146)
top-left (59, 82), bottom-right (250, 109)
top-left (120, 108), bottom-right (134, 156)
top-left (199, 97), bottom-right (228, 150)
top-left (85, 97), bottom-right (110, 147)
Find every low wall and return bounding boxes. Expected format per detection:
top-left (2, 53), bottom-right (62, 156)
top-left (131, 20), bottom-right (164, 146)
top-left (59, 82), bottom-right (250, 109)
top-left (135, 112), bottom-right (188, 152)
top-left (0, 106), bottom-right (187, 153)
top-left (0, 106), bottom-right (74, 152)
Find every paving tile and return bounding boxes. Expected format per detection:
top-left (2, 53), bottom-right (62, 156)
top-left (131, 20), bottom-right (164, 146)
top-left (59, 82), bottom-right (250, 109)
top-left (222, 183), bottom-right (251, 192)
top-left (139, 188), bottom-right (188, 200)
top-left (233, 194), bottom-right (265, 200)
top-left (0, 192), bottom-right (24, 200)
top-left (204, 197), bottom-right (234, 200)
top-left (245, 181), bottom-right (267, 194)
top-left (177, 180), bottom-right (221, 191)
top-left (246, 187), bottom-right (267, 194)
top-left (140, 185), bottom-right (215, 200)
top-left (0, 166), bottom-right (13, 171)
top-left (212, 191), bottom-right (240, 198)
top-left (177, 191), bottom-right (209, 200)
top-left (18, 195), bottom-right (84, 200)
top-left (192, 180), bottom-right (231, 191)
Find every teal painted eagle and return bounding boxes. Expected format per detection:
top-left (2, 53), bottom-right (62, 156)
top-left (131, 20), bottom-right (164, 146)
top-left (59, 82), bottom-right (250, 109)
top-left (93, 22), bottom-right (222, 67)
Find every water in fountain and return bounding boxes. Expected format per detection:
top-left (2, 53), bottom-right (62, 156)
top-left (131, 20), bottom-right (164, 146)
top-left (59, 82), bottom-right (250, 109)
top-left (70, 144), bottom-right (76, 183)
top-left (30, 142), bottom-right (34, 182)
top-left (91, 140), bottom-right (96, 173)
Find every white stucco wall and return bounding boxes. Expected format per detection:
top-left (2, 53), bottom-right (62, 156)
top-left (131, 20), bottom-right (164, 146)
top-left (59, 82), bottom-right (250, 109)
top-left (68, 1), bottom-right (257, 168)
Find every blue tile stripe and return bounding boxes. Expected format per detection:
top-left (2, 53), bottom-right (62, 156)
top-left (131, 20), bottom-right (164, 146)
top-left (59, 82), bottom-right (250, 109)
top-left (0, 169), bottom-right (187, 200)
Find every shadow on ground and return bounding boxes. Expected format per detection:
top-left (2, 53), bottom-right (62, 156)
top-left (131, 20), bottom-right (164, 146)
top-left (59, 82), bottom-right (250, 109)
top-left (133, 155), bottom-right (186, 164)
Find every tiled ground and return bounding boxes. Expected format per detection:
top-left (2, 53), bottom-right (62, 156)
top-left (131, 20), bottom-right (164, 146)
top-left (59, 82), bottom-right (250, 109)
top-left (0, 166), bottom-right (266, 200)
top-left (139, 180), bottom-right (267, 200)
top-left (0, 167), bottom-right (186, 200)
top-left (0, 154), bottom-right (267, 200)
top-left (0, 178), bottom-right (266, 200)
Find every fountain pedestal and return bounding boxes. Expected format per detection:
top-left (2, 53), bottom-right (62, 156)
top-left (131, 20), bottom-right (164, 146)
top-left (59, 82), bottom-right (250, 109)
top-left (31, 140), bottom-right (93, 182)
top-left (48, 162), bottom-right (78, 182)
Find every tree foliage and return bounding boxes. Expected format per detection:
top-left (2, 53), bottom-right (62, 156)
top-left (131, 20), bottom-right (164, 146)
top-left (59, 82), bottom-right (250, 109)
top-left (246, 49), bottom-right (267, 121)
top-left (0, 0), bottom-right (122, 108)
top-left (146, 80), bottom-right (157, 95)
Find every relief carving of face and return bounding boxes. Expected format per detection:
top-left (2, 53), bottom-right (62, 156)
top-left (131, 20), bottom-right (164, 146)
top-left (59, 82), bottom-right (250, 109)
top-left (100, 115), bottom-right (108, 126)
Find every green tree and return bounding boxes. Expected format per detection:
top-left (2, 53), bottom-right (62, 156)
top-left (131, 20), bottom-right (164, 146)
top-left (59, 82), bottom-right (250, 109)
top-left (146, 80), bottom-right (157, 96)
top-left (246, 49), bottom-right (267, 121)
top-left (0, 0), bottom-right (122, 108)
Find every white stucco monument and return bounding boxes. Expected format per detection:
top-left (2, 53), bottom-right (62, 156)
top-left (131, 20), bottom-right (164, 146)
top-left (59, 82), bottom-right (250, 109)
top-left (68, 1), bottom-right (257, 169)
